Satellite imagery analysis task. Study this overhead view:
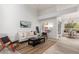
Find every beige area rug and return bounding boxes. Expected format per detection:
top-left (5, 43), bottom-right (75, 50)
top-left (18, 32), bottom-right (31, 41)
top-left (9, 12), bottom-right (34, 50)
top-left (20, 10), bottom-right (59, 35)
top-left (16, 40), bottom-right (56, 54)
top-left (0, 48), bottom-right (20, 54)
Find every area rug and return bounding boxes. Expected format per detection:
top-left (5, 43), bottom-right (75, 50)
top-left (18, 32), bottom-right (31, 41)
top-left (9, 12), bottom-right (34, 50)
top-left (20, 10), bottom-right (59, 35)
top-left (0, 48), bottom-right (20, 54)
top-left (16, 40), bottom-right (56, 54)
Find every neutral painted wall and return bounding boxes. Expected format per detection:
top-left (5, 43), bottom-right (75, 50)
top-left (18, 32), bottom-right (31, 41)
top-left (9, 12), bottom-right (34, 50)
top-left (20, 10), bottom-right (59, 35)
top-left (40, 17), bottom-right (58, 40)
top-left (0, 4), bottom-right (40, 41)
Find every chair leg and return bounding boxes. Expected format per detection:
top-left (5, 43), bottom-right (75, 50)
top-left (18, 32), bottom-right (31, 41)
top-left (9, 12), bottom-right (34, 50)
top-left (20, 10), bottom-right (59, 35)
top-left (10, 44), bottom-right (15, 52)
top-left (0, 44), bottom-right (5, 51)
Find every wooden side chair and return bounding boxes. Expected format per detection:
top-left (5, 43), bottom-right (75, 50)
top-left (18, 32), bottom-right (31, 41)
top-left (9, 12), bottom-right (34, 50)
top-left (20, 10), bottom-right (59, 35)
top-left (0, 36), bottom-right (15, 52)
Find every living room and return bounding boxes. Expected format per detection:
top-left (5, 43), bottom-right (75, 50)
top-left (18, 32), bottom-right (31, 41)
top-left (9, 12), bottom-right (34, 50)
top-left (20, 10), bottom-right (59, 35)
top-left (0, 4), bottom-right (57, 54)
top-left (0, 4), bottom-right (79, 54)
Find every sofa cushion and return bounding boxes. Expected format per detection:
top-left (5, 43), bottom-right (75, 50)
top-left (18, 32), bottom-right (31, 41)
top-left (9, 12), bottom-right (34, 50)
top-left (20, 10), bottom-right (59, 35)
top-left (18, 32), bottom-right (24, 37)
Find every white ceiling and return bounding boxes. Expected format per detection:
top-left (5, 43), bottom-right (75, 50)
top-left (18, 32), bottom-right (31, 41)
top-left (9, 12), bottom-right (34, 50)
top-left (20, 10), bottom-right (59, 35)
top-left (29, 4), bottom-right (56, 12)
top-left (36, 4), bottom-right (56, 11)
top-left (62, 11), bottom-right (79, 18)
top-left (29, 4), bottom-right (78, 12)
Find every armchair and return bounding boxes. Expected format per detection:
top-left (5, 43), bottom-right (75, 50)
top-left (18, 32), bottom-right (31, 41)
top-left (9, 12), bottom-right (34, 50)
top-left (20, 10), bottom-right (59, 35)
top-left (0, 36), bottom-right (15, 52)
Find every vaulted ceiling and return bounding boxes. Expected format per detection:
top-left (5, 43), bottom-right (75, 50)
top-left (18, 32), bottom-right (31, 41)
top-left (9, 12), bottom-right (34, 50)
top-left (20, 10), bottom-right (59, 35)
top-left (28, 4), bottom-right (79, 20)
top-left (30, 4), bottom-right (78, 12)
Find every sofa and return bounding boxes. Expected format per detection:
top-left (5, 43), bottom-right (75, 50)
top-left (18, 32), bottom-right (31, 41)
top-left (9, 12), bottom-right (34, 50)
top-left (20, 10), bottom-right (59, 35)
top-left (17, 31), bottom-right (38, 42)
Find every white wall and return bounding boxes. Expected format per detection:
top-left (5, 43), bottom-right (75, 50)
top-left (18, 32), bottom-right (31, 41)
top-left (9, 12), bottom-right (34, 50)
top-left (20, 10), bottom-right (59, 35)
top-left (0, 4), bottom-right (39, 41)
top-left (40, 17), bottom-right (58, 40)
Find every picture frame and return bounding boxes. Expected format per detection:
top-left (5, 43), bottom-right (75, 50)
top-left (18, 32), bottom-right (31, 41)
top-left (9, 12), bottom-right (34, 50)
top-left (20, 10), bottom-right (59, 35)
top-left (20, 21), bottom-right (31, 28)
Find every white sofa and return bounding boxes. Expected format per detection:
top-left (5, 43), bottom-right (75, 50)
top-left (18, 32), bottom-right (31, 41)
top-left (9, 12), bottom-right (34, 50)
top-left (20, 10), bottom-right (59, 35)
top-left (17, 31), bottom-right (38, 42)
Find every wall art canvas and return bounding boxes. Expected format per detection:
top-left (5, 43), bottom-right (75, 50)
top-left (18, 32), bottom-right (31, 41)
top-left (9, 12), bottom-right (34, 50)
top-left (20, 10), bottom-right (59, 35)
top-left (20, 21), bottom-right (31, 28)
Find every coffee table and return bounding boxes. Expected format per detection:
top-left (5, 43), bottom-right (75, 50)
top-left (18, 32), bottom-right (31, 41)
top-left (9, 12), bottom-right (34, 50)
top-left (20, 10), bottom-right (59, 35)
top-left (28, 37), bottom-right (45, 47)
